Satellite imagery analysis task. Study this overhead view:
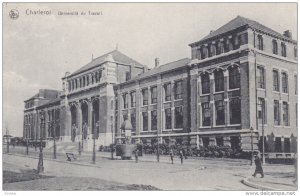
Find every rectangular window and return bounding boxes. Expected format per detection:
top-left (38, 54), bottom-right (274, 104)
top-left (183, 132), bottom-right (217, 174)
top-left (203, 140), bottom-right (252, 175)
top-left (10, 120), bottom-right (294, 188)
top-left (257, 66), bottom-right (265, 89)
top-left (151, 110), bottom-right (157, 130)
top-left (229, 98), bottom-right (241, 124)
top-left (296, 103), bottom-right (298, 126)
top-left (274, 100), bottom-right (280, 126)
top-left (125, 71), bottom-right (131, 81)
top-left (229, 67), bottom-right (240, 89)
top-left (272, 40), bottom-right (278, 55)
top-left (123, 93), bottom-right (128, 109)
top-left (295, 75), bottom-right (297, 95)
top-left (165, 108), bottom-right (172, 129)
top-left (214, 71), bottom-right (224, 92)
top-left (258, 35), bottom-right (263, 50)
top-left (174, 80), bottom-right (183, 100)
top-left (130, 91), bottom-right (136, 108)
top-left (201, 74), bottom-right (210, 94)
top-left (257, 98), bottom-right (266, 124)
top-left (131, 113), bottom-right (136, 132)
top-left (273, 70), bottom-right (279, 91)
top-left (294, 47), bottom-right (297, 58)
top-left (215, 100), bottom-right (225, 125)
top-left (283, 102), bottom-right (289, 126)
top-left (151, 86), bottom-right (157, 104)
top-left (281, 43), bottom-right (287, 57)
top-left (164, 83), bottom-right (171, 101)
top-left (142, 112), bottom-right (148, 131)
top-left (142, 88), bottom-right (148, 105)
top-left (175, 106), bottom-right (183, 128)
top-left (282, 72), bottom-right (288, 93)
top-left (202, 102), bottom-right (211, 126)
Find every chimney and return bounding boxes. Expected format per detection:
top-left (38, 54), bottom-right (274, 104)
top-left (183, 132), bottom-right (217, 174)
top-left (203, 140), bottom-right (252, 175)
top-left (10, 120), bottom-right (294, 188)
top-left (283, 30), bottom-right (292, 39)
top-left (210, 30), bottom-right (214, 34)
top-left (155, 58), bottom-right (160, 67)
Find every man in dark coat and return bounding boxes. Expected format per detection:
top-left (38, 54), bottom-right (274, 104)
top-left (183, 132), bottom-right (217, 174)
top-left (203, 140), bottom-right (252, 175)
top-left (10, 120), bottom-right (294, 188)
top-left (170, 148), bottom-right (174, 164)
top-left (134, 149), bottom-right (139, 163)
top-left (179, 150), bottom-right (184, 164)
top-left (253, 155), bottom-right (264, 178)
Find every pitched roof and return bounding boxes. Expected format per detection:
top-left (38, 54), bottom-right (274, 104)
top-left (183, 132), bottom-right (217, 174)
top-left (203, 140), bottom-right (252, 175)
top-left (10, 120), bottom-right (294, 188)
top-left (132, 58), bottom-right (190, 81)
top-left (70, 50), bottom-right (147, 77)
top-left (190, 15), bottom-right (295, 46)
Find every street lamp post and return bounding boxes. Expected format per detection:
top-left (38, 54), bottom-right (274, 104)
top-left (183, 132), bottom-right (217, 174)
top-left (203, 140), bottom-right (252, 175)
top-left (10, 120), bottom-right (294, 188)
top-left (26, 126), bottom-right (29, 155)
top-left (82, 123), bottom-right (84, 152)
top-left (111, 123), bottom-right (114, 160)
top-left (93, 121), bottom-right (99, 164)
top-left (157, 131), bottom-right (160, 163)
top-left (53, 123), bottom-right (57, 159)
top-left (250, 127), bottom-right (254, 166)
top-left (37, 115), bottom-right (44, 173)
top-left (262, 102), bottom-right (265, 164)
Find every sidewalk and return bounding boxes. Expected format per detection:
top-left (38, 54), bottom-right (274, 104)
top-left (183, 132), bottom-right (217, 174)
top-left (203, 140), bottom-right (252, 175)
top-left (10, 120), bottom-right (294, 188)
top-left (242, 164), bottom-right (297, 191)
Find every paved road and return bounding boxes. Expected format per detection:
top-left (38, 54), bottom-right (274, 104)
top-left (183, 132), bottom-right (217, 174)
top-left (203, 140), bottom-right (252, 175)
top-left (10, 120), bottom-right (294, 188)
top-left (3, 153), bottom-right (256, 190)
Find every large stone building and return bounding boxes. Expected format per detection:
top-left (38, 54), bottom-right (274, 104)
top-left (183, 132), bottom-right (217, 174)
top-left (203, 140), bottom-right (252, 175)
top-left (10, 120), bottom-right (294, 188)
top-left (23, 16), bottom-right (297, 153)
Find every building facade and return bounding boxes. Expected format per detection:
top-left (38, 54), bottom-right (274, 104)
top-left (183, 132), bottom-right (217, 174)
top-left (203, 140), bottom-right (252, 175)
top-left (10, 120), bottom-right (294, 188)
top-left (23, 16), bottom-right (297, 153)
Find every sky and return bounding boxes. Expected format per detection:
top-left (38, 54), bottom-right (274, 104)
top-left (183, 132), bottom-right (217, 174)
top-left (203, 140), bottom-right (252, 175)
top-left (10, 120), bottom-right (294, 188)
top-left (2, 3), bottom-right (297, 137)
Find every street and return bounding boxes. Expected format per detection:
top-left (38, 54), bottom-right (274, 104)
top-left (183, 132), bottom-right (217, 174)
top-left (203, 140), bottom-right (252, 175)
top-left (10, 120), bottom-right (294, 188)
top-left (2, 146), bottom-right (297, 191)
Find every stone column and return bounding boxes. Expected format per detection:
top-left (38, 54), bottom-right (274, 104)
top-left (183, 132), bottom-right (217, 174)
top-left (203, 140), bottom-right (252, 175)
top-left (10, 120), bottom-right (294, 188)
top-left (224, 69), bottom-right (230, 126)
top-left (76, 103), bottom-right (82, 140)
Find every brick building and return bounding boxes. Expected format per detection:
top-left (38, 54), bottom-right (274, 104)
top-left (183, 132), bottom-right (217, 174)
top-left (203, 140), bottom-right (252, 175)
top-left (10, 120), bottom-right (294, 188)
top-left (23, 16), bottom-right (297, 153)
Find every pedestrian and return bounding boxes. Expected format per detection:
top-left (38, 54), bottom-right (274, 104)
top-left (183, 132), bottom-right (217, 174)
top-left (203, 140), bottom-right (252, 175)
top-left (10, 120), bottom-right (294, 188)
top-left (135, 149), bottom-right (139, 163)
top-left (179, 150), bottom-right (183, 164)
top-left (252, 155), bottom-right (264, 178)
top-left (170, 148), bottom-right (174, 164)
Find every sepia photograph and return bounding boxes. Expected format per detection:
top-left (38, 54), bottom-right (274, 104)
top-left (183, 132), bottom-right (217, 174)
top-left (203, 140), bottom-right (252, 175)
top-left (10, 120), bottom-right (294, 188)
top-left (2, 2), bottom-right (298, 193)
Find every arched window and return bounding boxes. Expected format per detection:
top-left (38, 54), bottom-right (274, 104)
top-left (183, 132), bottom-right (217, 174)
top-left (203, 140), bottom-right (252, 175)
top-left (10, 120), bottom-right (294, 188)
top-left (201, 73), bottom-right (210, 94)
top-left (214, 69), bottom-right (224, 92)
top-left (228, 66), bottom-right (240, 89)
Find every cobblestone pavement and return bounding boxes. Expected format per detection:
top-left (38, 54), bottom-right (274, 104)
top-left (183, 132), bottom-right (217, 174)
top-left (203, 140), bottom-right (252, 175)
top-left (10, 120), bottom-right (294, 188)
top-left (3, 146), bottom-right (297, 191)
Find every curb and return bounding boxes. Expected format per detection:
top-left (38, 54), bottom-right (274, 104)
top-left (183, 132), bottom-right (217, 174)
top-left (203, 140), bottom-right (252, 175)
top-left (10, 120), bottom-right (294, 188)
top-left (242, 177), bottom-right (279, 191)
top-left (5, 153), bottom-right (103, 169)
